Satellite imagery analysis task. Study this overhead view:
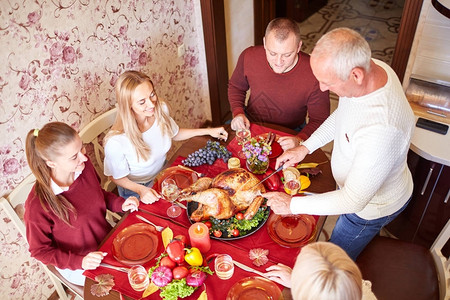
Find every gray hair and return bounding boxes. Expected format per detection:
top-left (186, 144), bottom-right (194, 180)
top-left (312, 27), bottom-right (371, 80)
top-left (265, 18), bottom-right (301, 44)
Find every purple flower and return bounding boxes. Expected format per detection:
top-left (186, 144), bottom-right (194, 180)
top-left (19, 75), bottom-right (31, 90)
top-left (119, 25), bottom-right (128, 36)
top-left (49, 42), bottom-right (64, 59)
top-left (3, 158), bottom-right (20, 175)
top-left (27, 11), bottom-right (40, 24)
top-left (62, 46), bottom-right (76, 64)
top-left (138, 52), bottom-right (147, 65)
top-left (189, 55), bottom-right (199, 67)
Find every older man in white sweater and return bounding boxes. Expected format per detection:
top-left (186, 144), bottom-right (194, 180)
top-left (264, 27), bottom-right (415, 260)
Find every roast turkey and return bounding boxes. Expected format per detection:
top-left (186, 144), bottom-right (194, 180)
top-left (181, 168), bottom-right (265, 221)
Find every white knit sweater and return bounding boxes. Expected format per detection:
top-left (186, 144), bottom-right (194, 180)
top-left (292, 60), bottom-right (415, 220)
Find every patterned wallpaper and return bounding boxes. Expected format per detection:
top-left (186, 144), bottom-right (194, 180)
top-left (0, 0), bottom-right (209, 297)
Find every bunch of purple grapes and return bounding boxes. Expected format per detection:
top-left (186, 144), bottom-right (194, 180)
top-left (182, 140), bottom-right (232, 167)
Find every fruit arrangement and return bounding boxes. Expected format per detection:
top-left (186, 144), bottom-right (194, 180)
top-left (182, 140), bottom-right (232, 167)
top-left (146, 236), bottom-right (213, 300)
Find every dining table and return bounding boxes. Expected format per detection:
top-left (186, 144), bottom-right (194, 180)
top-left (83, 123), bottom-right (336, 300)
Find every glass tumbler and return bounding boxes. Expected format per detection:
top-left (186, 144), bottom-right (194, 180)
top-left (128, 265), bottom-right (149, 291)
top-left (214, 254), bottom-right (234, 280)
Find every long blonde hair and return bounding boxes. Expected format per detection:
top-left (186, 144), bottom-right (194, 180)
top-left (25, 122), bottom-right (77, 225)
top-left (106, 70), bottom-right (175, 161)
top-left (291, 242), bottom-right (363, 300)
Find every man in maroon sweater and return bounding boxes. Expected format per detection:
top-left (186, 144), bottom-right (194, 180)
top-left (228, 18), bottom-right (330, 150)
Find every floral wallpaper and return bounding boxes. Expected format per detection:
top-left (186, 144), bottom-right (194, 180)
top-left (0, 0), bottom-right (210, 297)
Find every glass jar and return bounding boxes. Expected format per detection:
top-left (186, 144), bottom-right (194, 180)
top-left (246, 158), bottom-right (269, 174)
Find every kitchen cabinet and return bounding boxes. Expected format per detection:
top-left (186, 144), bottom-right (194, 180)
top-left (386, 150), bottom-right (450, 256)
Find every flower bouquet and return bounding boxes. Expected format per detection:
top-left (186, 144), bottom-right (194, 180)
top-left (242, 136), bottom-right (272, 174)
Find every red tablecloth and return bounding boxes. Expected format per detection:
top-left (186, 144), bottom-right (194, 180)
top-left (84, 124), bottom-right (319, 299)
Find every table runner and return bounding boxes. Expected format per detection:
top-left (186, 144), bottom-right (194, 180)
top-left (84, 211), bottom-right (288, 299)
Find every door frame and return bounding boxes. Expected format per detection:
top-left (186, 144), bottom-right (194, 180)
top-left (201, 0), bottom-right (423, 124)
top-left (200, 0), bottom-right (230, 126)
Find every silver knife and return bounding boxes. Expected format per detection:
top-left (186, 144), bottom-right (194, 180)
top-left (175, 200), bottom-right (187, 210)
top-left (159, 195), bottom-right (187, 210)
top-left (233, 261), bottom-right (267, 278)
top-left (99, 263), bottom-right (130, 273)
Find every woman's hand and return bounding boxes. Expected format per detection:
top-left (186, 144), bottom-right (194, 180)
top-left (263, 192), bottom-right (293, 215)
top-left (82, 251), bottom-right (107, 270)
top-left (264, 263), bottom-right (293, 288)
top-left (278, 136), bottom-right (302, 151)
top-left (122, 196), bottom-right (139, 212)
top-left (209, 127), bottom-right (228, 141)
top-left (137, 187), bottom-right (160, 204)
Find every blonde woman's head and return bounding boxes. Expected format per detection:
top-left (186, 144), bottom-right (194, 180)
top-left (108, 70), bottom-right (175, 161)
top-left (291, 242), bottom-right (362, 300)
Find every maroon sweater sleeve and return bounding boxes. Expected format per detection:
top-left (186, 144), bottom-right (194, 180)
top-left (24, 159), bottom-right (122, 270)
top-left (228, 48), bottom-right (250, 117)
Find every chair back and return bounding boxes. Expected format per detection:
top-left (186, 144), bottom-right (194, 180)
top-left (357, 222), bottom-right (450, 300)
top-left (0, 174), bottom-right (83, 300)
top-left (430, 220), bottom-right (450, 300)
top-left (79, 106), bottom-right (117, 192)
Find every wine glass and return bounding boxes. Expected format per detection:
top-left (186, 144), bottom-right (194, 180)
top-left (161, 178), bottom-right (182, 218)
top-left (235, 128), bottom-right (251, 159)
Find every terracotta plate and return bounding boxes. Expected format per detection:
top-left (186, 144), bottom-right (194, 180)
top-left (112, 223), bottom-right (159, 265)
top-left (267, 213), bottom-right (316, 248)
top-left (226, 276), bottom-right (282, 300)
top-left (153, 166), bottom-right (199, 192)
top-left (256, 133), bottom-right (282, 159)
top-left (269, 140), bottom-right (283, 159)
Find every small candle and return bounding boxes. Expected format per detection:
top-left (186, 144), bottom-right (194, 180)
top-left (188, 222), bottom-right (211, 254)
top-left (228, 157), bottom-right (240, 169)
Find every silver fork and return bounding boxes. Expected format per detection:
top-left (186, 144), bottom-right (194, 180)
top-left (136, 214), bottom-right (165, 232)
top-left (268, 132), bottom-right (276, 145)
top-left (266, 132), bottom-right (275, 145)
top-left (265, 132), bottom-right (273, 144)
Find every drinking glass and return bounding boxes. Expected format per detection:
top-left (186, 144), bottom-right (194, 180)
top-left (214, 254), bottom-right (234, 280)
top-left (235, 128), bottom-right (251, 159)
top-left (128, 265), bottom-right (149, 291)
top-left (161, 178), bottom-right (182, 218)
top-left (284, 179), bottom-right (301, 195)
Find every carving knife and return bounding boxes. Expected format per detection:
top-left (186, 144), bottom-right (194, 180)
top-left (250, 163), bottom-right (284, 190)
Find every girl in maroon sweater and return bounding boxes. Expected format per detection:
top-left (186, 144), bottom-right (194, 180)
top-left (24, 122), bottom-right (139, 285)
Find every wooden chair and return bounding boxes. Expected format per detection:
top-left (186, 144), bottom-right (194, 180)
top-left (0, 175), bottom-right (83, 300)
top-left (79, 106), bottom-right (117, 192)
top-left (356, 220), bottom-right (450, 300)
top-left (79, 106), bottom-right (122, 226)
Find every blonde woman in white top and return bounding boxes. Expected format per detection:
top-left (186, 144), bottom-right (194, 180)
top-left (104, 70), bottom-right (227, 204)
